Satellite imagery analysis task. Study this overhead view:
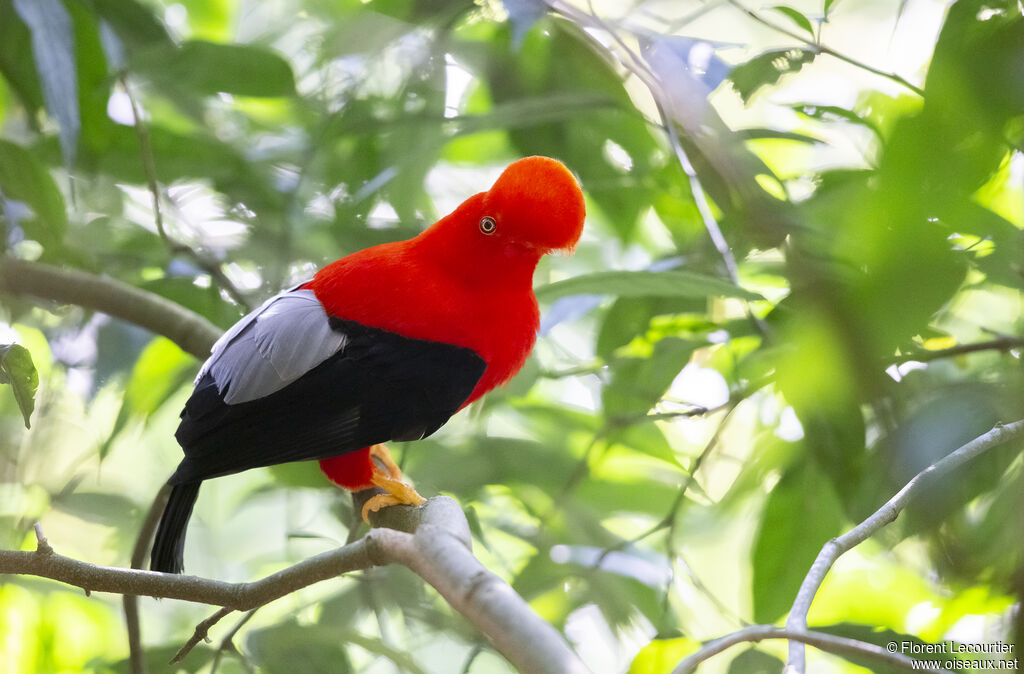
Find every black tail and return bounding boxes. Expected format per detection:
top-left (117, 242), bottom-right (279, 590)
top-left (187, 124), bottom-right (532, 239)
top-left (151, 482), bottom-right (201, 574)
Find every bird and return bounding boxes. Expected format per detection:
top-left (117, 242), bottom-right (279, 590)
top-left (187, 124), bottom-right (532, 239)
top-left (150, 156), bottom-right (586, 573)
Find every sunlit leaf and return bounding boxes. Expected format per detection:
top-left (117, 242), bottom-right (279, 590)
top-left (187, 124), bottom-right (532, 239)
top-left (101, 336), bottom-right (195, 459)
top-left (133, 40), bottom-right (295, 97)
top-left (13, 0), bottom-right (79, 167)
top-left (0, 139), bottom-right (67, 247)
top-left (772, 6), bottom-right (814, 37)
top-left (729, 48), bottom-right (816, 103)
top-left (0, 343), bottom-right (37, 428)
top-left (603, 337), bottom-right (698, 420)
top-left (752, 459), bottom-right (844, 623)
top-left (791, 102), bottom-right (883, 138)
top-left (628, 636), bottom-right (700, 673)
top-left (735, 127), bottom-right (824, 144)
top-left (536, 270), bottom-right (763, 302)
top-left (124, 338), bottom-right (194, 418)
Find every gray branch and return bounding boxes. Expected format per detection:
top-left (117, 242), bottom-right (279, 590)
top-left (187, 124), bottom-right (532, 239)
top-left (0, 497), bottom-right (589, 674)
top-left (672, 625), bottom-right (953, 674)
top-left (784, 420), bottom-right (1024, 672)
top-left (0, 256), bottom-right (221, 360)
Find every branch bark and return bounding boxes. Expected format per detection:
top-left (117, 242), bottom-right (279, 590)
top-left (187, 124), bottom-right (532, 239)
top-left (124, 484), bottom-right (171, 674)
top-left (672, 625), bottom-right (953, 674)
top-left (0, 496), bottom-right (589, 674)
top-left (893, 336), bottom-right (1024, 363)
top-left (0, 256), bottom-right (221, 360)
top-left (784, 420), bottom-right (1024, 672)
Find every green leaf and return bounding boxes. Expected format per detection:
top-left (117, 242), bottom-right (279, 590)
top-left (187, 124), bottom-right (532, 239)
top-left (0, 343), bottom-right (38, 428)
top-left (729, 49), bottom-right (816, 104)
top-left (727, 648), bottom-right (785, 673)
top-left (248, 621), bottom-right (354, 673)
top-left (13, 0), bottom-right (79, 167)
top-left (0, 0), bottom-right (44, 114)
top-left (0, 139), bottom-right (67, 246)
top-left (52, 491), bottom-right (140, 527)
top-left (751, 459), bottom-right (844, 623)
top-left (791, 103), bottom-right (882, 138)
top-left (535, 270), bottom-right (763, 302)
top-left (87, 0), bottom-right (173, 53)
top-left (603, 337), bottom-right (697, 420)
top-left (122, 337), bottom-right (194, 418)
top-left (772, 6), bottom-right (815, 37)
top-left (735, 127), bottom-right (824, 144)
top-left (824, 0), bottom-right (841, 17)
top-left (101, 337), bottom-right (195, 459)
top-left (133, 40), bottom-right (296, 98)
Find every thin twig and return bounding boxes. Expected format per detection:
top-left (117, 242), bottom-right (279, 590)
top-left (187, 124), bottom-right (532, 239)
top-left (784, 420), bottom-right (1024, 672)
top-left (460, 644), bottom-right (484, 674)
top-left (124, 484), bottom-right (172, 674)
top-left (209, 609), bottom-right (258, 674)
top-left (33, 522), bottom-right (52, 555)
top-left (120, 75), bottom-right (252, 312)
top-left (893, 336), bottom-right (1024, 364)
top-left (672, 624), bottom-right (952, 674)
top-left (160, 189), bottom-right (253, 311)
top-left (591, 401), bottom-right (737, 568)
top-left (120, 74), bottom-right (166, 241)
top-left (172, 607), bottom-right (234, 664)
top-left (724, 0), bottom-right (925, 97)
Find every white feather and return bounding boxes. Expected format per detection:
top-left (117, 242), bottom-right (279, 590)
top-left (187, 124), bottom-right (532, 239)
top-left (199, 285), bottom-right (348, 404)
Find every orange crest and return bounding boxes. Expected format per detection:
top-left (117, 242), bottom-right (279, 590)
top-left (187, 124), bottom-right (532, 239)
top-left (483, 156), bottom-right (585, 253)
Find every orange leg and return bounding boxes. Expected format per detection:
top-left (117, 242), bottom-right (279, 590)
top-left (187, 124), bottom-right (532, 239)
top-left (361, 444), bottom-right (426, 522)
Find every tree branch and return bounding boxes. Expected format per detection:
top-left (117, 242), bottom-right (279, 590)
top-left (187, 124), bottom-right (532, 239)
top-left (0, 256), bottom-right (221, 360)
top-left (124, 484), bottom-right (171, 674)
top-left (724, 0), bottom-right (925, 97)
top-left (672, 625), bottom-right (953, 674)
top-left (0, 497), bottom-right (588, 674)
top-left (893, 336), bottom-right (1024, 364)
top-left (120, 74), bottom-right (252, 312)
top-left (785, 420), bottom-right (1024, 672)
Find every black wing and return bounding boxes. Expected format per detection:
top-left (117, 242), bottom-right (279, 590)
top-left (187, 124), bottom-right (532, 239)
top-left (169, 317), bottom-right (486, 485)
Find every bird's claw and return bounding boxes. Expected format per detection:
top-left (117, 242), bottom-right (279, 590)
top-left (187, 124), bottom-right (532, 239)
top-left (362, 444), bottom-right (426, 523)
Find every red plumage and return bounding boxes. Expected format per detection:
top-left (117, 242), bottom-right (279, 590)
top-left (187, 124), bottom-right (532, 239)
top-left (313, 156), bottom-right (584, 490)
top-left (150, 156), bottom-right (584, 573)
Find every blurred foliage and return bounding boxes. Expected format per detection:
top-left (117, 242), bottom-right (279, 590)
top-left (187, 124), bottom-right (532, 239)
top-left (0, 0), bottom-right (1023, 672)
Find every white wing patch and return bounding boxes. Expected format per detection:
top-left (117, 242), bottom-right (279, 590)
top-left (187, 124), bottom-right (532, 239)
top-left (199, 286), bottom-right (348, 404)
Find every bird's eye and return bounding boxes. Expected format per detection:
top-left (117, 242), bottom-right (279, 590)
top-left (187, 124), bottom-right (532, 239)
top-left (479, 216), bottom-right (497, 235)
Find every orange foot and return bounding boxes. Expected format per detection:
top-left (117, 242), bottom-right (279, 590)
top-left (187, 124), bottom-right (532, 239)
top-left (362, 444), bottom-right (426, 523)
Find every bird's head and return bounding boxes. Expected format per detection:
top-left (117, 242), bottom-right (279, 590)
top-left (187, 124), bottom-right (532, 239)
top-left (480, 156), bottom-right (586, 254)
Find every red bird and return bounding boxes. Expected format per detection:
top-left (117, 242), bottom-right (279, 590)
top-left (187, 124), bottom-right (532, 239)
top-left (151, 157), bottom-right (586, 573)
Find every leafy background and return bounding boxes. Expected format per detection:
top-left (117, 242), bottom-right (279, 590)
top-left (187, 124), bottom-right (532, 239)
top-left (1, 0), bottom-right (1023, 672)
